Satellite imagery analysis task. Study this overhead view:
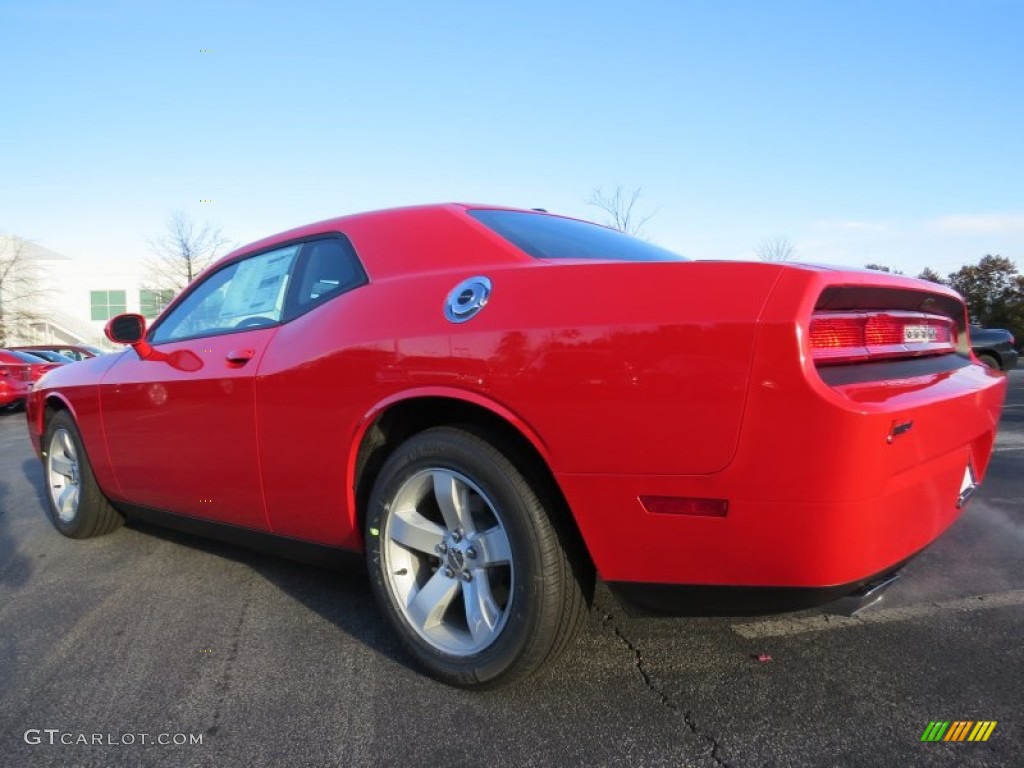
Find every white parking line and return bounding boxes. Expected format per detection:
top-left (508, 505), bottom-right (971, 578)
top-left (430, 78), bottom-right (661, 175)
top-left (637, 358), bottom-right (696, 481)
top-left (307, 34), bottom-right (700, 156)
top-left (731, 589), bottom-right (1024, 639)
top-left (995, 434), bottom-right (1024, 452)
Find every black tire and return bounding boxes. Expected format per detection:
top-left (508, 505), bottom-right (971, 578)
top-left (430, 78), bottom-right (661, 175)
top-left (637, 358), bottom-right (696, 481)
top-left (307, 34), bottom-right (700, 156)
top-left (41, 411), bottom-right (123, 538)
top-left (364, 426), bottom-right (586, 689)
top-left (977, 352), bottom-right (1000, 370)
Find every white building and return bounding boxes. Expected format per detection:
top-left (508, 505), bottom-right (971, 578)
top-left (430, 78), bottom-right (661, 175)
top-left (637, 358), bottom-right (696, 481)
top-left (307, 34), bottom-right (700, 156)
top-left (1, 235), bottom-right (170, 349)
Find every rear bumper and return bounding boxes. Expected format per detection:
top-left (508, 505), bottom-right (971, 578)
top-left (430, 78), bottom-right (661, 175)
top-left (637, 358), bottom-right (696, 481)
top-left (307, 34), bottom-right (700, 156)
top-left (0, 382), bottom-right (29, 409)
top-left (559, 359), bottom-right (1006, 590)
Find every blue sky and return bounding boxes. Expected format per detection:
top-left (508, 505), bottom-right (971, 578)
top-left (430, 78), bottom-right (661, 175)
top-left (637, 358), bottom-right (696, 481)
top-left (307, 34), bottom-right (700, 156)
top-left (2, 0), bottom-right (1022, 276)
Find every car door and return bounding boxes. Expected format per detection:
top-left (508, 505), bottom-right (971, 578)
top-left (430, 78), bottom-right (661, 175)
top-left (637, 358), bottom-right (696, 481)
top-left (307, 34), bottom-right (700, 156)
top-left (251, 235), bottom-right (370, 544)
top-left (100, 244), bottom-right (300, 529)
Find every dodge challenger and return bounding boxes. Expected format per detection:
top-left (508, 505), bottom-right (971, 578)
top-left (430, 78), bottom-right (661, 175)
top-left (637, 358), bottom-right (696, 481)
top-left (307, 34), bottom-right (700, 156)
top-left (25, 204), bottom-right (1007, 688)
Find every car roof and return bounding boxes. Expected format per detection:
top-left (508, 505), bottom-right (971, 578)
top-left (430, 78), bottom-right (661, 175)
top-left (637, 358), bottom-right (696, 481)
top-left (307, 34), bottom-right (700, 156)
top-left (209, 204), bottom-right (557, 281)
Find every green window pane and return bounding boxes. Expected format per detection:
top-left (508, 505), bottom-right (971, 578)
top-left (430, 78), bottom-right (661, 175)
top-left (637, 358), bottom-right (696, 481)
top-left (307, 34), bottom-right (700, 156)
top-left (90, 289), bottom-right (128, 320)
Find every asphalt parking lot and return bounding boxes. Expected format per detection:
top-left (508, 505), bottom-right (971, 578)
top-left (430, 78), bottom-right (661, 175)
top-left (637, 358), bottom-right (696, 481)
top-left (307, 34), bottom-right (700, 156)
top-left (1, 370), bottom-right (1021, 768)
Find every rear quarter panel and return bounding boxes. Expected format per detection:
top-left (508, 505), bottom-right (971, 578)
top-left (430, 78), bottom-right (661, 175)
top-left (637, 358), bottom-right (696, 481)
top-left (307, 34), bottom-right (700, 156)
top-left (563, 266), bottom-right (1007, 586)
top-left (254, 260), bottom-right (783, 545)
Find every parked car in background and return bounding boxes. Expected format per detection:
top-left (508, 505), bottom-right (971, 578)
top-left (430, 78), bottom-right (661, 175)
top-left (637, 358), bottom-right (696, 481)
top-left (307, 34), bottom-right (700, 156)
top-left (16, 349), bottom-right (77, 364)
top-left (0, 349), bottom-right (63, 383)
top-left (0, 363), bottom-right (30, 410)
top-left (9, 344), bottom-right (105, 362)
top-left (969, 325), bottom-right (1018, 371)
top-left (23, 204), bottom-right (1009, 688)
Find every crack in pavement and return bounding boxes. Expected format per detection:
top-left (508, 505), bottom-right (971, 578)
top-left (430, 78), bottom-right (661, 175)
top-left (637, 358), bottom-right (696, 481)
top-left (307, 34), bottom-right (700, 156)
top-left (208, 570), bottom-right (256, 737)
top-left (600, 611), bottom-right (730, 768)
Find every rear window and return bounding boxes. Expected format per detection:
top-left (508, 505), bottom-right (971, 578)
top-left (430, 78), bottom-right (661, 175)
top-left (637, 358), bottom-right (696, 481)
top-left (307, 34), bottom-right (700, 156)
top-left (469, 209), bottom-right (687, 262)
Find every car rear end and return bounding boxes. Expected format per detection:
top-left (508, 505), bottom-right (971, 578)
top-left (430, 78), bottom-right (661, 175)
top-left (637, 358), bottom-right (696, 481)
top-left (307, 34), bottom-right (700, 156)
top-left (733, 268), bottom-right (1005, 583)
top-left (0, 359), bottom-right (32, 409)
top-left (1, 350), bottom-right (61, 382)
top-left (566, 265), bottom-right (1007, 609)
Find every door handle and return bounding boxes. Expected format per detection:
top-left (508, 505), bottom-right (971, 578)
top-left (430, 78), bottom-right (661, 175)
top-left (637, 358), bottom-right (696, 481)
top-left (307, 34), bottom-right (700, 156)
top-left (226, 348), bottom-right (255, 365)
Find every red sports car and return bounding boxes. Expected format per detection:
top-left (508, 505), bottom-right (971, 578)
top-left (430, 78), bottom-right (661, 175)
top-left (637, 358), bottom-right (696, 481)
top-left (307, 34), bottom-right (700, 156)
top-left (0, 348), bottom-right (63, 382)
top-left (25, 204), bottom-right (1007, 688)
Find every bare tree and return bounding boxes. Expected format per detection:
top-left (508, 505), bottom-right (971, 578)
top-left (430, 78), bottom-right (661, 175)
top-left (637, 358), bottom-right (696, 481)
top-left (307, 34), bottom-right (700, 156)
top-left (755, 237), bottom-right (796, 262)
top-left (0, 235), bottom-right (46, 346)
top-left (143, 211), bottom-right (230, 300)
top-left (587, 185), bottom-right (655, 236)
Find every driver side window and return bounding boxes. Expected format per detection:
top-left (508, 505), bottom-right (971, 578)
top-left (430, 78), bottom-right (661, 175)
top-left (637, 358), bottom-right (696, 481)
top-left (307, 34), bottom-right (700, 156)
top-left (150, 245), bottom-right (299, 343)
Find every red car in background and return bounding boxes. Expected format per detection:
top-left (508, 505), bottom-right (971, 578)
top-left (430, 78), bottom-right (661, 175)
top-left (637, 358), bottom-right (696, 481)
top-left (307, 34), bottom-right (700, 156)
top-left (0, 348), bottom-right (60, 411)
top-left (10, 344), bottom-right (105, 362)
top-left (14, 349), bottom-right (77, 365)
top-left (24, 204), bottom-right (1008, 688)
top-left (1, 348), bottom-right (64, 383)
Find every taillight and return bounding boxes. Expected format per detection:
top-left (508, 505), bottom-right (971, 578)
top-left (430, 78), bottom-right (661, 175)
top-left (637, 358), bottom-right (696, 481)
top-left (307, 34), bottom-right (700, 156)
top-left (809, 312), bottom-right (956, 365)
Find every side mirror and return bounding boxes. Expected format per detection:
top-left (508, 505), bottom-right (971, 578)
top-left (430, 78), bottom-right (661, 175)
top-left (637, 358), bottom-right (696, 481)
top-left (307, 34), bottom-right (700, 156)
top-left (101, 313), bottom-right (202, 371)
top-left (104, 313), bottom-right (161, 361)
top-left (104, 313), bottom-right (147, 344)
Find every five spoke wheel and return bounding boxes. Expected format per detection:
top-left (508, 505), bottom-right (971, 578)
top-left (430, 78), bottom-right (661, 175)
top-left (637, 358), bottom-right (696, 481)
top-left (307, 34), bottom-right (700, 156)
top-left (41, 411), bottom-right (122, 538)
top-left (47, 427), bottom-right (81, 523)
top-left (384, 468), bottom-right (514, 655)
top-left (365, 426), bottom-right (588, 688)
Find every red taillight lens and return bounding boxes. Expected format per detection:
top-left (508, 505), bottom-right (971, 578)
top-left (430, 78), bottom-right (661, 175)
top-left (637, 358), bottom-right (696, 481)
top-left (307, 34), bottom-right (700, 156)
top-left (809, 312), bottom-right (956, 365)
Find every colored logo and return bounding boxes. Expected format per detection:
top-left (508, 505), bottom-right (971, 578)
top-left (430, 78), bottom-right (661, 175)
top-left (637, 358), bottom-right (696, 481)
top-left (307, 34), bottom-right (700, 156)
top-left (920, 721), bottom-right (997, 742)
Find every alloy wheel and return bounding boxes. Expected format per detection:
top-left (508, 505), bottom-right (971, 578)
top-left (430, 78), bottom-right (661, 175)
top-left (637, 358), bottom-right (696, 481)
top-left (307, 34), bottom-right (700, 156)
top-left (382, 468), bottom-right (514, 655)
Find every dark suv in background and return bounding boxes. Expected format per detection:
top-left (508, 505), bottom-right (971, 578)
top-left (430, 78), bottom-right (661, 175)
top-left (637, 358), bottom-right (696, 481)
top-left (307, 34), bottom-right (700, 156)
top-left (970, 325), bottom-right (1018, 371)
